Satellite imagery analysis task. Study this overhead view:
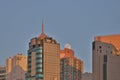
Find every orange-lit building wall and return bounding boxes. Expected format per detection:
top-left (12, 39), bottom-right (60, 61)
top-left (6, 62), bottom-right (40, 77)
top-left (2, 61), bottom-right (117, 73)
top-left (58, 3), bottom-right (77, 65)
top-left (12, 53), bottom-right (27, 71)
top-left (6, 57), bottom-right (12, 73)
top-left (75, 57), bottom-right (84, 73)
top-left (60, 48), bottom-right (74, 59)
top-left (94, 34), bottom-right (120, 50)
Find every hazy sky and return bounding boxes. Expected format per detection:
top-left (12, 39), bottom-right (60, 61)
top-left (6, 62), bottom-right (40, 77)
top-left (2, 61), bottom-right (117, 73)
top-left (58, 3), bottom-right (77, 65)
top-left (0, 0), bottom-right (120, 72)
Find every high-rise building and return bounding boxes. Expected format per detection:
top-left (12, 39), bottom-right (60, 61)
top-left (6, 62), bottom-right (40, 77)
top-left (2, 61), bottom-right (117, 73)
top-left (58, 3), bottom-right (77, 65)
top-left (26, 21), bottom-right (60, 80)
top-left (6, 53), bottom-right (27, 80)
top-left (93, 35), bottom-right (120, 80)
top-left (60, 44), bottom-right (84, 80)
top-left (0, 66), bottom-right (6, 80)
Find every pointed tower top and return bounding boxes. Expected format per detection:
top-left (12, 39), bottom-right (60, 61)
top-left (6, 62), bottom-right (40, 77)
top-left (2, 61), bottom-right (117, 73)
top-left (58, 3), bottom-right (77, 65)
top-left (39, 19), bottom-right (48, 39)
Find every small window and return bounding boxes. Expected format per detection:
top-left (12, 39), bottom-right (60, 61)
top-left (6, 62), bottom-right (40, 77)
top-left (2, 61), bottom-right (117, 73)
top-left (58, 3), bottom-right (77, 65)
top-left (99, 46), bottom-right (102, 49)
top-left (38, 44), bottom-right (41, 47)
top-left (32, 45), bottom-right (35, 48)
top-left (104, 55), bottom-right (107, 62)
top-left (92, 42), bottom-right (95, 50)
top-left (111, 51), bottom-right (112, 54)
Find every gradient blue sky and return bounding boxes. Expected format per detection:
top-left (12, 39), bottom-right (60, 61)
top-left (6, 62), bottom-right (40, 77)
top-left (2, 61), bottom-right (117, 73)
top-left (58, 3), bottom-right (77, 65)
top-left (0, 0), bottom-right (120, 72)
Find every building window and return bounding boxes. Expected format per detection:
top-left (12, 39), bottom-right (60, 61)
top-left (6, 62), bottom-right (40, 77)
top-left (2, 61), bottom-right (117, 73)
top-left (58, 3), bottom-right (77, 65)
top-left (36, 54), bottom-right (42, 58)
top-left (36, 49), bottom-right (42, 53)
top-left (28, 53), bottom-right (31, 56)
top-left (33, 45), bottom-right (36, 48)
top-left (36, 74), bottom-right (43, 77)
top-left (28, 68), bottom-right (31, 71)
top-left (36, 64), bottom-right (42, 68)
top-left (38, 44), bottom-right (41, 47)
top-left (37, 69), bottom-right (42, 72)
top-left (99, 46), bottom-right (102, 49)
top-left (103, 55), bottom-right (107, 80)
top-left (36, 60), bottom-right (42, 63)
top-left (104, 55), bottom-right (107, 63)
top-left (28, 63), bottom-right (31, 66)
top-left (28, 58), bottom-right (31, 61)
top-left (103, 64), bottom-right (107, 80)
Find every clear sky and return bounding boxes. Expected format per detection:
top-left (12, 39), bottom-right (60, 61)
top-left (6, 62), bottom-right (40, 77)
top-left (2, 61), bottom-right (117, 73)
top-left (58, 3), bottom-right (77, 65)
top-left (0, 0), bottom-right (120, 72)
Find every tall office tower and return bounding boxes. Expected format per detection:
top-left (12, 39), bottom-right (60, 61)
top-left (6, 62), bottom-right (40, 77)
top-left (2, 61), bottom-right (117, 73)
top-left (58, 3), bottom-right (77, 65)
top-left (26, 21), bottom-right (60, 80)
top-left (93, 35), bottom-right (120, 80)
top-left (0, 66), bottom-right (6, 80)
top-left (6, 53), bottom-right (27, 80)
top-left (60, 44), bottom-right (84, 80)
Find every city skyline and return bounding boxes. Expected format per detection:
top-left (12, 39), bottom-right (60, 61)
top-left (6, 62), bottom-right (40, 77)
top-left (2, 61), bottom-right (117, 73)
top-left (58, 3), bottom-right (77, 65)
top-left (0, 0), bottom-right (120, 72)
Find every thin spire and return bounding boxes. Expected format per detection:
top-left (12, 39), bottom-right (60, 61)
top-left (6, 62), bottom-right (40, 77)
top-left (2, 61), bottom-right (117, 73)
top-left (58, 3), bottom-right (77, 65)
top-left (42, 19), bottom-right (44, 34)
top-left (39, 19), bottom-right (48, 39)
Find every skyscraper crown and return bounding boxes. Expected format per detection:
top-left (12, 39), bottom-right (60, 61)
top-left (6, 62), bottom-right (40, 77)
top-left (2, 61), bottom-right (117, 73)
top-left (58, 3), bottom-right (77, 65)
top-left (39, 19), bottom-right (48, 39)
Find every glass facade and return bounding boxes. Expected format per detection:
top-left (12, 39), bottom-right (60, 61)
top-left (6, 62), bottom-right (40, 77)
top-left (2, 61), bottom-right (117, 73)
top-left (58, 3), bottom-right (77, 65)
top-left (36, 47), bottom-right (43, 80)
top-left (26, 46), bottom-right (43, 80)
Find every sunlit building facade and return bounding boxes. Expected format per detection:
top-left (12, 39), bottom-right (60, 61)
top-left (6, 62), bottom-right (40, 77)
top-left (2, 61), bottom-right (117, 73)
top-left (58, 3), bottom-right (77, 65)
top-left (60, 45), bottom-right (84, 80)
top-left (0, 66), bottom-right (6, 80)
top-left (26, 21), bottom-right (60, 80)
top-left (93, 35), bottom-right (120, 80)
top-left (6, 53), bottom-right (27, 80)
top-left (6, 58), bottom-right (12, 74)
top-left (94, 34), bottom-right (120, 55)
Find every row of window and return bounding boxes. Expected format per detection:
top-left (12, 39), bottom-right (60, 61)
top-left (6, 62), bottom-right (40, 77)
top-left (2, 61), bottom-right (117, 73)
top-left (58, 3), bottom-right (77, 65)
top-left (37, 69), bottom-right (42, 72)
top-left (28, 58), bottom-right (42, 62)
top-left (36, 64), bottom-right (42, 68)
top-left (36, 49), bottom-right (42, 53)
top-left (28, 52), bottom-right (42, 57)
top-left (36, 54), bottom-right (42, 58)
top-left (0, 70), bottom-right (6, 73)
top-left (36, 59), bottom-right (42, 62)
top-left (27, 47), bottom-right (43, 80)
top-left (28, 54), bottom-right (43, 61)
top-left (28, 62), bottom-right (43, 71)
top-left (27, 75), bottom-right (43, 80)
top-left (0, 75), bottom-right (6, 77)
top-left (30, 44), bottom-right (42, 49)
top-left (27, 70), bottom-right (43, 74)
top-left (28, 47), bottom-right (43, 55)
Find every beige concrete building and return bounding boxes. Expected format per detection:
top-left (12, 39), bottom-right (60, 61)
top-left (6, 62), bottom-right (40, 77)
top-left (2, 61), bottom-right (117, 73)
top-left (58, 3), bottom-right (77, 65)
top-left (26, 20), bottom-right (60, 80)
top-left (6, 53), bottom-right (27, 80)
top-left (6, 58), bottom-right (12, 74)
top-left (81, 72), bottom-right (92, 80)
top-left (93, 35), bottom-right (120, 80)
